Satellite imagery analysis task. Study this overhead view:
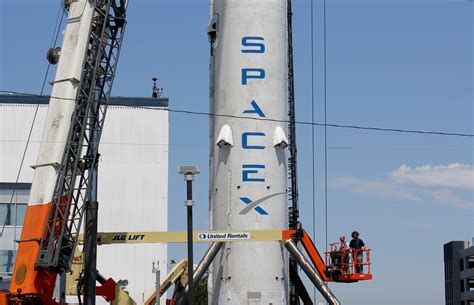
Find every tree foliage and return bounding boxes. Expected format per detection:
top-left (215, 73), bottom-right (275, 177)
top-left (193, 274), bottom-right (208, 305)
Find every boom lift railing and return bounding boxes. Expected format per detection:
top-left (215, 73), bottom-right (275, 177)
top-left (325, 243), bottom-right (372, 282)
top-left (35, 0), bottom-right (126, 272)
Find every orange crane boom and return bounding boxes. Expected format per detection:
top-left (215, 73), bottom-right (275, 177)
top-left (0, 1), bottom-right (126, 304)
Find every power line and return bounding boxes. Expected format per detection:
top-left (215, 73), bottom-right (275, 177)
top-left (0, 139), bottom-right (471, 152)
top-left (1, 90), bottom-right (474, 138)
top-left (149, 108), bottom-right (474, 138)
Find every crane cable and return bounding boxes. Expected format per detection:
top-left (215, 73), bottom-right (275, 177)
top-left (310, 0), bottom-right (316, 302)
top-left (0, 2), bottom-right (66, 237)
top-left (323, 0), bottom-right (329, 255)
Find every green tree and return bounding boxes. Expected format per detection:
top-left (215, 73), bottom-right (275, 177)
top-left (193, 274), bottom-right (208, 305)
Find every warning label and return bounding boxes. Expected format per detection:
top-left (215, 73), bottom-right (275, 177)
top-left (197, 232), bottom-right (251, 241)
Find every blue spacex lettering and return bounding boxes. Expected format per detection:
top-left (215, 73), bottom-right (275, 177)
top-left (239, 197), bottom-right (268, 215)
top-left (242, 132), bottom-right (265, 150)
top-left (241, 37), bottom-right (265, 53)
top-left (242, 165), bottom-right (265, 182)
top-left (240, 36), bottom-right (271, 214)
top-left (243, 100), bottom-right (265, 117)
top-left (239, 192), bottom-right (286, 216)
top-left (242, 69), bottom-right (265, 85)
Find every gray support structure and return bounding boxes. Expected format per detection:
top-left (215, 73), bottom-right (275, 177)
top-left (284, 240), bottom-right (341, 305)
top-left (176, 242), bottom-right (224, 305)
top-left (290, 269), bottom-right (313, 305)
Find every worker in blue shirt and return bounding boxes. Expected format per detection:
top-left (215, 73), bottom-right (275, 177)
top-left (349, 231), bottom-right (365, 273)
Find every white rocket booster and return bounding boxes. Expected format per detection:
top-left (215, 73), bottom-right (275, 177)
top-left (209, 1), bottom-right (289, 304)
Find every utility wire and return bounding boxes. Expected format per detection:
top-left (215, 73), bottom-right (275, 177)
top-left (0, 4), bottom-right (66, 237)
top-left (1, 90), bottom-right (474, 138)
top-left (158, 108), bottom-right (474, 138)
top-left (0, 139), bottom-right (471, 152)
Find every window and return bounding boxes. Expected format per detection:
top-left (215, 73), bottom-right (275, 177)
top-left (0, 183), bottom-right (30, 227)
top-left (0, 204), bottom-right (27, 226)
top-left (468, 256), bottom-right (474, 269)
top-left (0, 183), bottom-right (31, 276)
top-left (0, 250), bottom-right (15, 275)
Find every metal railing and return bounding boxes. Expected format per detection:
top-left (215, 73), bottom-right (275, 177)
top-left (325, 242), bottom-right (372, 276)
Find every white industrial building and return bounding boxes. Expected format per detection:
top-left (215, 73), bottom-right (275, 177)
top-left (0, 93), bottom-right (169, 303)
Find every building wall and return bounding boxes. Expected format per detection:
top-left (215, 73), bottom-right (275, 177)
top-left (444, 241), bottom-right (474, 305)
top-left (98, 105), bottom-right (169, 302)
top-left (0, 98), bottom-right (169, 304)
top-left (0, 104), bottom-right (46, 274)
top-left (459, 244), bottom-right (474, 304)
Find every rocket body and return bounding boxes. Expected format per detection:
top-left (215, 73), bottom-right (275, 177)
top-left (209, 1), bottom-right (289, 304)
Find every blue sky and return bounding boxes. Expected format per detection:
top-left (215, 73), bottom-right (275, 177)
top-left (1, 0), bottom-right (472, 304)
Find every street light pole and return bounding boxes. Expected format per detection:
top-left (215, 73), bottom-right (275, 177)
top-left (178, 165), bottom-right (200, 305)
top-left (185, 177), bottom-right (193, 305)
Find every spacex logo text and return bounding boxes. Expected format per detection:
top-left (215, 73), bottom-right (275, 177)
top-left (239, 192), bottom-right (286, 215)
top-left (239, 36), bottom-right (277, 215)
